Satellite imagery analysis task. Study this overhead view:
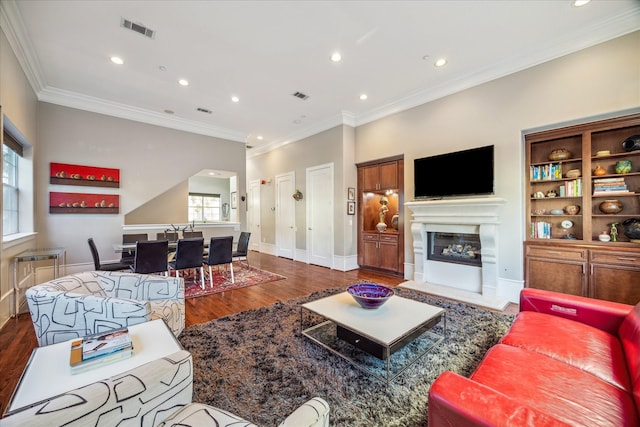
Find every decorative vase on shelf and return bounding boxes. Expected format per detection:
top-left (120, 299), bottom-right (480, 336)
top-left (615, 160), bottom-right (632, 174)
top-left (593, 165), bottom-right (607, 176)
top-left (391, 214), bottom-right (399, 230)
top-left (622, 218), bottom-right (640, 243)
top-left (599, 199), bottom-right (623, 214)
top-left (376, 221), bottom-right (387, 232)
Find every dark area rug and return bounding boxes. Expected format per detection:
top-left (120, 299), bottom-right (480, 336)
top-left (178, 285), bottom-right (515, 426)
top-left (182, 262), bottom-right (286, 299)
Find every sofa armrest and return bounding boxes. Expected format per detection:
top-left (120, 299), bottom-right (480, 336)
top-left (428, 371), bottom-right (572, 427)
top-left (26, 288), bottom-right (151, 346)
top-left (519, 288), bottom-right (632, 335)
top-left (3, 350), bottom-right (193, 427)
top-left (278, 397), bottom-right (330, 427)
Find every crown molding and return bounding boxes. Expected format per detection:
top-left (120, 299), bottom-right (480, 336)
top-left (355, 9), bottom-right (640, 128)
top-left (248, 111), bottom-right (355, 157)
top-left (38, 86), bottom-right (247, 142)
top-left (0, 0), bottom-right (45, 93)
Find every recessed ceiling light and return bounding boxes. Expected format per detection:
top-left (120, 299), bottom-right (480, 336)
top-left (434, 58), bottom-right (448, 67)
top-left (331, 52), bottom-right (342, 62)
top-left (178, 79), bottom-right (189, 86)
top-left (573, 0), bottom-right (590, 6)
top-left (110, 56), bottom-right (124, 65)
top-left (158, 65), bottom-right (167, 71)
top-left (360, 94), bottom-right (368, 100)
top-left (164, 109), bottom-right (174, 114)
top-left (231, 96), bottom-right (240, 103)
top-left (257, 135), bottom-right (263, 140)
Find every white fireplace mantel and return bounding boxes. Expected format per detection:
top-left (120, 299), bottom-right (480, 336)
top-left (401, 197), bottom-right (509, 310)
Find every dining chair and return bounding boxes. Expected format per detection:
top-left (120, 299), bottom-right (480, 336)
top-left (232, 231), bottom-right (251, 264)
top-left (156, 232), bottom-right (179, 242)
top-left (130, 240), bottom-right (169, 275)
top-left (204, 236), bottom-right (234, 288)
top-left (168, 238), bottom-right (205, 289)
top-left (182, 231), bottom-right (203, 239)
top-left (119, 233), bottom-right (148, 266)
top-left (88, 238), bottom-right (131, 271)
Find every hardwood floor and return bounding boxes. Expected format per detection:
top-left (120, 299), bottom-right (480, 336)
top-left (0, 252), bottom-right (517, 415)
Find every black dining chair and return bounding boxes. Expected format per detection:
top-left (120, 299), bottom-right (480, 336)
top-left (119, 233), bottom-right (148, 266)
top-left (130, 240), bottom-right (169, 275)
top-left (204, 236), bottom-right (234, 288)
top-left (156, 232), bottom-right (178, 242)
top-left (232, 231), bottom-right (251, 264)
top-left (88, 238), bottom-right (131, 271)
top-left (183, 231), bottom-right (203, 239)
top-left (168, 238), bottom-right (205, 288)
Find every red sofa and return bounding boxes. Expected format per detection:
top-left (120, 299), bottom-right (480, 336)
top-left (428, 288), bottom-right (640, 427)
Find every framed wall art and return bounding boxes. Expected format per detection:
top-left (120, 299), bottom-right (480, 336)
top-left (348, 187), bottom-right (355, 201)
top-left (50, 163), bottom-right (120, 188)
top-left (347, 201), bottom-right (356, 215)
top-left (49, 192), bottom-right (119, 214)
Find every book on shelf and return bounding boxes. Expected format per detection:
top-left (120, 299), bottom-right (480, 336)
top-left (530, 221), bottom-right (552, 239)
top-left (530, 163), bottom-right (562, 181)
top-left (593, 190), bottom-right (633, 196)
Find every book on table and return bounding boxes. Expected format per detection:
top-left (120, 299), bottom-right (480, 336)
top-left (69, 326), bottom-right (134, 374)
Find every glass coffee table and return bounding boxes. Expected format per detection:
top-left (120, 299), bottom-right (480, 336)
top-left (300, 292), bottom-right (445, 384)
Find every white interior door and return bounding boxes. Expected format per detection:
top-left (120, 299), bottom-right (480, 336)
top-left (276, 172), bottom-right (296, 259)
top-left (306, 163), bottom-right (334, 268)
top-left (248, 179), bottom-right (261, 252)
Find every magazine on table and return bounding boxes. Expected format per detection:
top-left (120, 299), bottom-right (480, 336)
top-left (69, 326), bottom-right (134, 372)
top-left (81, 326), bottom-right (133, 360)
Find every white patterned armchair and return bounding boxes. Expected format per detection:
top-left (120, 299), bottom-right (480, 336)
top-left (2, 348), bottom-right (329, 427)
top-left (26, 271), bottom-right (184, 346)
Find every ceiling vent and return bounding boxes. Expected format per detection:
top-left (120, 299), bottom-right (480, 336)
top-left (292, 91), bottom-right (310, 100)
top-left (121, 18), bottom-right (155, 39)
top-left (196, 107), bottom-right (213, 114)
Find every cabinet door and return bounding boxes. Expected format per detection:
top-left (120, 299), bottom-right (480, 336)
top-left (590, 250), bottom-right (640, 304)
top-left (361, 165), bottom-right (380, 191)
top-left (590, 265), bottom-right (640, 305)
top-left (526, 258), bottom-right (586, 296)
top-left (379, 240), bottom-right (399, 271)
top-left (362, 238), bottom-right (379, 268)
top-left (378, 161), bottom-right (398, 189)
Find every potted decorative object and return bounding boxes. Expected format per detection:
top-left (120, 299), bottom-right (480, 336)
top-left (615, 160), bottom-right (632, 174)
top-left (622, 218), bottom-right (640, 243)
top-left (599, 199), bottom-right (623, 214)
top-left (548, 149), bottom-right (571, 161)
top-left (564, 205), bottom-right (580, 215)
top-left (593, 165), bottom-right (607, 176)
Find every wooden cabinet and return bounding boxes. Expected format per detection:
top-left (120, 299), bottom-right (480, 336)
top-left (362, 161), bottom-right (398, 191)
top-left (524, 113), bottom-right (640, 304)
top-left (525, 245), bottom-right (587, 296)
top-left (357, 156), bottom-right (404, 275)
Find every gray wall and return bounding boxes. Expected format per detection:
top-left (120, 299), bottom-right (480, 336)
top-left (249, 31), bottom-right (640, 301)
top-left (247, 125), bottom-right (357, 257)
top-left (35, 103), bottom-right (247, 266)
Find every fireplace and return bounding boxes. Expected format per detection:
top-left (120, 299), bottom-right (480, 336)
top-left (428, 232), bottom-right (482, 267)
top-left (403, 198), bottom-right (508, 310)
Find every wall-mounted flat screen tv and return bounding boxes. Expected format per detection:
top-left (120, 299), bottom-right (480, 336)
top-left (414, 145), bottom-right (494, 199)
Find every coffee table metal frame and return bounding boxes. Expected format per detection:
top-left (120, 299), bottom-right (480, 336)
top-left (300, 292), bottom-right (445, 384)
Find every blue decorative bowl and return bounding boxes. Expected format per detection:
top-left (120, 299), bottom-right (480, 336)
top-left (347, 283), bottom-right (394, 309)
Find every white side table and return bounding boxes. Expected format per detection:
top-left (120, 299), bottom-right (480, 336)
top-left (6, 319), bottom-right (182, 414)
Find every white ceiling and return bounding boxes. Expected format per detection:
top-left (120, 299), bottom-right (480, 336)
top-left (2, 0), bottom-right (639, 154)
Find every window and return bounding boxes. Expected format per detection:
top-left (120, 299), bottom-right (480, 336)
top-left (3, 143), bottom-right (19, 235)
top-left (188, 193), bottom-right (221, 222)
